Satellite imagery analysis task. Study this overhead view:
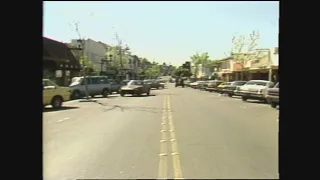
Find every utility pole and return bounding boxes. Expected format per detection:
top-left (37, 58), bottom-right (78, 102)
top-left (114, 32), bottom-right (130, 80)
top-left (70, 22), bottom-right (93, 101)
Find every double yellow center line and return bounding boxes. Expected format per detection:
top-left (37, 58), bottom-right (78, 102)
top-left (158, 95), bottom-right (183, 179)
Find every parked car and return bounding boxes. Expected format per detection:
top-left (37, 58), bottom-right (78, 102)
top-left (120, 80), bottom-right (130, 86)
top-left (266, 82), bottom-right (279, 108)
top-left (144, 79), bottom-right (163, 89)
top-left (108, 79), bottom-right (122, 93)
top-left (120, 80), bottom-right (151, 96)
top-left (189, 81), bottom-right (200, 88)
top-left (196, 81), bottom-right (207, 89)
top-left (43, 79), bottom-right (72, 109)
top-left (205, 80), bottom-right (224, 92)
top-left (237, 80), bottom-right (275, 102)
top-left (158, 80), bottom-right (166, 89)
top-left (197, 80), bottom-right (209, 90)
top-left (217, 82), bottom-right (232, 93)
top-left (222, 81), bottom-right (247, 97)
top-left (69, 76), bottom-right (115, 99)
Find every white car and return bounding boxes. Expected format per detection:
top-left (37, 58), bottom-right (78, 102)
top-left (237, 80), bottom-right (275, 102)
top-left (189, 81), bottom-right (205, 89)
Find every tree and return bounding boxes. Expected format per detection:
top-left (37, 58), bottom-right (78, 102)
top-left (81, 56), bottom-right (99, 74)
top-left (144, 64), bottom-right (161, 78)
top-left (190, 52), bottom-right (211, 79)
top-left (173, 67), bottom-right (192, 77)
top-left (228, 30), bottom-right (265, 80)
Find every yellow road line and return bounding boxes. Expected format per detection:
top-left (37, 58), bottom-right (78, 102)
top-left (158, 98), bottom-right (169, 179)
top-left (167, 95), bottom-right (184, 179)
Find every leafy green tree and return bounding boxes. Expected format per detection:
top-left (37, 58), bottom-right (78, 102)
top-left (173, 67), bottom-right (192, 77)
top-left (145, 64), bottom-right (161, 78)
top-left (227, 30), bottom-right (264, 80)
top-left (107, 46), bottom-right (129, 70)
top-left (81, 56), bottom-right (99, 74)
top-left (190, 52), bottom-right (211, 79)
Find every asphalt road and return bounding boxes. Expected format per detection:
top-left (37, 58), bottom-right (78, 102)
top-left (43, 84), bottom-right (278, 179)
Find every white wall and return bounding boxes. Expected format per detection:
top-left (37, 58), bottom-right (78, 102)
top-left (270, 47), bottom-right (278, 66)
top-left (197, 64), bottom-right (212, 78)
top-left (71, 39), bottom-right (107, 67)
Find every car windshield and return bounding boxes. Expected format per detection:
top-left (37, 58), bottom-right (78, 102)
top-left (245, 81), bottom-right (268, 86)
top-left (232, 81), bottom-right (247, 86)
top-left (275, 82), bottom-right (279, 88)
top-left (43, 79), bottom-right (58, 87)
top-left (128, 80), bottom-right (143, 86)
top-left (221, 82), bottom-right (231, 85)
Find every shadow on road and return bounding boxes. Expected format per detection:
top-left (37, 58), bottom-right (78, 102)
top-left (245, 100), bottom-right (268, 104)
top-left (150, 88), bottom-right (166, 90)
top-left (89, 94), bottom-right (119, 99)
top-left (123, 94), bottom-right (156, 97)
top-left (43, 106), bottom-right (79, 112)
top-left (156, 93), bottom-right (180, 96)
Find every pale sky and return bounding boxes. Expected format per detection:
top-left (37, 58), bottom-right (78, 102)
top-left (43, 1), bottom-right (279, 66)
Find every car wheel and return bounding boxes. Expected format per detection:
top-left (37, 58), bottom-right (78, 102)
top-left (242, 96), bottom-right (247, 101)
top-left (71, 90), bottom-right (81, 99)
top-left (228, 93), bottom-right (233, 97)
top-left (91, 94), bottom-right (95, 98)
top-left (271, 102), bottom-right (278, 108)
top-left (120, 92), bottom-right (125, 97)
top-left (51, 96), bottom-right (63, 109)
top-left (102, 89), bottom-right (109, 98)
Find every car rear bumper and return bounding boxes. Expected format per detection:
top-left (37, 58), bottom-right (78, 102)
top-left (239, 91), bottom-right (266, 99)
top-left (222, 89), bottom-right (235, 94)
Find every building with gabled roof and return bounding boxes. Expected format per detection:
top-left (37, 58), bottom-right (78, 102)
top-left (43, 37), bottom-right (81, 86)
